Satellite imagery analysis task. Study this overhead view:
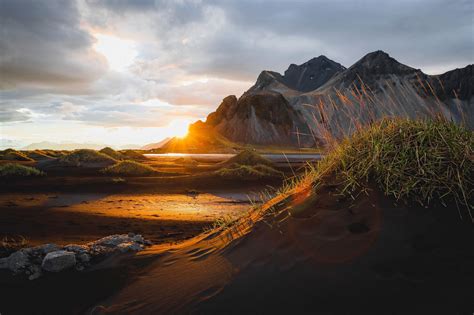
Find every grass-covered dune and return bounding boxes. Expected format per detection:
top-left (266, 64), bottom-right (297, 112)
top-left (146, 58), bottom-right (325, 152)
top-left (0, 149), bottom-right (34, 162)
top-left (94, 119), bottom-right (474, 314)
top-left (99, 147), bottom-right (126, 160)
top-left (216, 163), bottom-right (283, 180)
top-left (59, 149), bottom-right (117, 167)
top-left (216, 149), bottom-right (282, 180)
top-left (23, 150), bottom-right (55, 161)
top-left (0, 163), bottom-right (45, 177)
top-left (219, 149), bottom-right (273, 167)
top-left (101, 160), bottom-right (158, 176)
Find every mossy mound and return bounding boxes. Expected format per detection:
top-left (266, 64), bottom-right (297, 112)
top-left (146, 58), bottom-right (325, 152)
top-left (220, 149), bottom-right (273, 167)
top-left (99, 147), bottom-right (126, 160)
top-left (0, 150), bottom-right (34, 162)
top-left (216, 163), bottom-right (282, 180)
top-left (101, 160), bottom-right (157, 176)
top-left (0, 163), bottom-right (45, 177)
top-left (304, 119), bottom-right (473, 220)
top-left (59, 149), bottom-right (116, 167)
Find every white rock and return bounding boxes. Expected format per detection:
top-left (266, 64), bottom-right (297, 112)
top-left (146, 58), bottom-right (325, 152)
top-left (41, 251), bottom-right (76, 272)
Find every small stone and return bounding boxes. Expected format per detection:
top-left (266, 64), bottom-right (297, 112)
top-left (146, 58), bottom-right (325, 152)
top-left (32, 244), bottom-right (61, 255)
top-left (127, 232), bottom-right (135, 237)
top-left (131, 234), bottom-right (144, 243)
top-left (64, 244), bottom-right (89, 254)
top-left (41, 251), bottom-right (76, 272)
top-left (28, 265), bottom-right (42, 280)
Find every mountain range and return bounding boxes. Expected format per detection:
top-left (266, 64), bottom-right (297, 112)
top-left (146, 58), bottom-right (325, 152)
top-left (163, 50), bottom-right (473, 151)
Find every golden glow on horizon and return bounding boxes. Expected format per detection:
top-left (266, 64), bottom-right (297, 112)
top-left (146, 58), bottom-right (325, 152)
top-left (93, 33), bottom-right (137, 71)
top-left (167, 119), bottom-right (191, 138)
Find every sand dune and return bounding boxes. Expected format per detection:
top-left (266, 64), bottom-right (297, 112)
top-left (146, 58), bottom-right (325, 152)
top-left (91, 184), bottom-right (474, 314)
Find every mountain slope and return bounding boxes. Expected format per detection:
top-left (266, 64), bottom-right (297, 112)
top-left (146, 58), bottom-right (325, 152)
top-left (174, 51), bottom-right (472, 150)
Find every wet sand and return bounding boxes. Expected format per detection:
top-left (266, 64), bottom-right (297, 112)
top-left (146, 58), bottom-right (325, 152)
top-left (0, 190), bottom-right (260, 246)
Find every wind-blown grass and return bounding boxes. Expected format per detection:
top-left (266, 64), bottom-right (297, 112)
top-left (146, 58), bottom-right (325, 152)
top-left (287, 118), bottom-right (473, 221)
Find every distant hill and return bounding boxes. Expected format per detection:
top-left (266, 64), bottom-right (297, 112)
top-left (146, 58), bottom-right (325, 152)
top-left (23, 141), bottom-right (110, 150)
top-left (140, 138), bottom-right (172, 150)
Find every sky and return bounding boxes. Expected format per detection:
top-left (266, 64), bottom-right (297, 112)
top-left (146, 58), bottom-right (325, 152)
top-left (1, 0), bottom-right (473, 149)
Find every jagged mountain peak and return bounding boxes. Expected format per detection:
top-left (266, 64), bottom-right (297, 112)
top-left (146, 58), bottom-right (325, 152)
top-left (348, 50), bottom-right (416, 76)
top-left (282, 55), bottom-right (345, 92)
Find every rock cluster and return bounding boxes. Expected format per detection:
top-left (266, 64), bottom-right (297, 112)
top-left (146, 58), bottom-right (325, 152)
top-left (0, 233), bottom-right (150, 280)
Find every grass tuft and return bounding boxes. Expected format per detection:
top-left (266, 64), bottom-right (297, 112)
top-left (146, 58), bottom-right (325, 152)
top-left (295, 118), bottom-right (473, 221)
top-left (0, 163), bottom-right (45, 177)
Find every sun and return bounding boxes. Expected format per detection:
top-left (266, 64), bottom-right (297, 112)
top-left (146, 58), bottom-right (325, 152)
top-left (93, 33), bottom-right (137, 71)
top-left (168, 119), bottom-right (191, 138)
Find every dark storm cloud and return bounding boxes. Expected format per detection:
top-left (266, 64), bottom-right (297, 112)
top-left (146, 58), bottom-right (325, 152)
top-left (0, 0), bottom-right (106, 89)
top-left (200, 0), bottom-right (473, 76)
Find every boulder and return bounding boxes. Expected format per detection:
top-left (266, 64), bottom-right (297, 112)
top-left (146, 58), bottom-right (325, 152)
top-left (41, 251), bottom-right (76, 272)
top-left (6, 250), bottom-right (30, 273)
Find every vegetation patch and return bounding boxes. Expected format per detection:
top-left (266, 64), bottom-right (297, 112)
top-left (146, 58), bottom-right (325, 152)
top-left (60, 149), bottom-right (116, 167)
top-left (216, 163), bottom-right (282, 180)
top-left (0, 163), bottom-right (45, 177)
top-left (0, 149), bottom-right (34, 162)
top-left (297, 119), bottom-right (473, 221)
top-left (101, 160), bottom-right (158, 176)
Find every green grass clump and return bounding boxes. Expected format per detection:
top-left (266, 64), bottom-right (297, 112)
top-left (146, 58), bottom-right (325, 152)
top-left (101, 160), bottom-right (157, 176)
top-left (60, 149), bottom-right (116, 166)
top-left (305, 118), bottom-right (473, 220)
top-left (0, 163), bottom-right (45, 177)
top-left (99, 147), bottom-right (125, 160)
top-left (221, 149), bottom-right (273, 167)
top-left (216, 163), bottom-right (283, 180)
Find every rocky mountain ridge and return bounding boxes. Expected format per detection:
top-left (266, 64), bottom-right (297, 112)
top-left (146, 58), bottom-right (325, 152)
top-left (177, 50), bottom-right (473, 149)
